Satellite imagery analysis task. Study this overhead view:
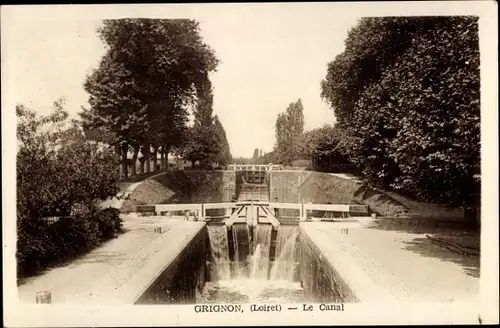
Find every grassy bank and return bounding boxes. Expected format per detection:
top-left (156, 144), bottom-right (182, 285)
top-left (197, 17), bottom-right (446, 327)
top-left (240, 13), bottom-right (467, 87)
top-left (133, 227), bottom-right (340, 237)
top-left (120, 170), bottom-right (236, 212)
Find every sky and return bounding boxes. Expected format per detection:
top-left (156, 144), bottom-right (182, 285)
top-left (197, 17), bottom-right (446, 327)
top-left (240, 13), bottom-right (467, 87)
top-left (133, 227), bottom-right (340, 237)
top-left (3, 3), bottom-right (494, 158)
top-left (2, 4), bottom-right (367, 158)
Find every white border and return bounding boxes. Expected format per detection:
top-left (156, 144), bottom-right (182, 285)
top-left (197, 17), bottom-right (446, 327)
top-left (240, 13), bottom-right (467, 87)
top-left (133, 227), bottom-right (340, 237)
top-left (2, 2), bottom-right (498, 326)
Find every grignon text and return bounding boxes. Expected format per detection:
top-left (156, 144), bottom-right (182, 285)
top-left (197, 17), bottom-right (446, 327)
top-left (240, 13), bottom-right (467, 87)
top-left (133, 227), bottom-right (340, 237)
top-left (194, 304), bottom-right (244, 313)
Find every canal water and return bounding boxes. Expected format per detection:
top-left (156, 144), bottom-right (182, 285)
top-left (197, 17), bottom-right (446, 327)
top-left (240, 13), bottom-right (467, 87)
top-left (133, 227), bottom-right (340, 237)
top-left (202, 223), bottom-right (303, 303)
top-left (175, 177), bottom-right (305, 304)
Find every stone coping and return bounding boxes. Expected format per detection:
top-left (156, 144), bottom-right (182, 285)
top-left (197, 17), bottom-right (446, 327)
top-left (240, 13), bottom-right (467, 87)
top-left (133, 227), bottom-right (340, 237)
top-left (299, 222), bottom-right (398, 303)
top-left (93, 221), bottom-right (206, 304)
top-left (18, 219), bottom-right (205, 305)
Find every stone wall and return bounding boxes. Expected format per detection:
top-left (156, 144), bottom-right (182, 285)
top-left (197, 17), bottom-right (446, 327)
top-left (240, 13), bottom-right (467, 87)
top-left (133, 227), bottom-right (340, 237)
top-left (297, 223), bottom-right (397, 303)
top-left (134, 227), bottom-right (209, 304)
top-left (183, 171), bottom-right (236, 204)
top-left (270, 171), bottom-right (409, 217)
top-left (297, 227), bottom-right (357, 302)
top-left (121, 170), bottom-right (237, 213)
top-left (269, 171), bottom-right (360, 204)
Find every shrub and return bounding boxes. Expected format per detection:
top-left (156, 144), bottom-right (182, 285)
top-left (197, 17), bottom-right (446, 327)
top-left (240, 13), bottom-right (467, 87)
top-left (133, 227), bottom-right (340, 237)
top-left (16, 103), bottom-right (122, 278)
top-left (17, 207), bottom-right (123, 277)
top-left (16, 215), bottom-right (54, 276)
top-left (94, 207), bottom-right (122, 240)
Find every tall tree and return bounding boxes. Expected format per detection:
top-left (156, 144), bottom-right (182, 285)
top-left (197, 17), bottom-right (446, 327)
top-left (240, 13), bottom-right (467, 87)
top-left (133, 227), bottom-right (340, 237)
top-left (295, 125), bottom-right (352, 172)
top-left (274, 99), bottom-right (305, 165)
top-left (192, 72), bottom-right (215, 127)
top-left (321, 17), bottom-right (480, 205)
top-left (82, 19), bottom-right (218, 178)
top-left (252, 148), bottom-right (260, 160)
top-left (213, 115), bottom-right (232, 165)
top-left (180, 115), bottom-right (232, 167)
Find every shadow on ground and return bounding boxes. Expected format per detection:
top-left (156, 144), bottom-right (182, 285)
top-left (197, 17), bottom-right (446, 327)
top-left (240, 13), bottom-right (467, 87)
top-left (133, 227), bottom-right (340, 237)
top-left (17, 230), bottom-right (128, 286)
top-left (402, 236), bottom-right (480, 278)
top-left (367, 218), bottom-right (480, 278)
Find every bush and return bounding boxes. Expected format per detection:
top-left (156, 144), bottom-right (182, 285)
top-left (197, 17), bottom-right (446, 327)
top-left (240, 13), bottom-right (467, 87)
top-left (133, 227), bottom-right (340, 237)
top-left (16, 103), bottom-right (122, 278)
top-left (94, 207), bottom-right (122, 240)
top-left (16, 215), bottom-right (53, 276)
top-left (17, 207), bottom-right (123, 277)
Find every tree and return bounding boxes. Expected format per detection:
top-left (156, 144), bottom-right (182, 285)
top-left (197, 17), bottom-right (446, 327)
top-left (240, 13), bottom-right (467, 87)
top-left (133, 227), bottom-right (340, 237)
top-left (252, 148), bottom-right (260, 161)
top-left (193, 72), bottom-right (215, 127)
top-left (295, 125), bottom-right (353, 172)
top-left (321, 17), bottom-right (480, 205)
top-left (17, 103), bottom-right (121, 276)
top-left (82, 19), bottom-right (218, 178)
top-left (213, 115), bottom-right (232, 165)
top-left (179, 115), bottom-right (232, 167)
top-left (180, 125), bottom-right (218, 167)
top-left (274, 99), bottom-right (305, 165)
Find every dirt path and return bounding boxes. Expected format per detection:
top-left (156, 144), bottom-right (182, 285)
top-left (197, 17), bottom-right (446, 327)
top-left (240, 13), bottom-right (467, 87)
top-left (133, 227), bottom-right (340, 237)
top-left (99, 172), bottom-right (169, 210)
top-left (302, 221), bottom-right (479, 302)
top-left (17, 215), bottom-right (205, 304)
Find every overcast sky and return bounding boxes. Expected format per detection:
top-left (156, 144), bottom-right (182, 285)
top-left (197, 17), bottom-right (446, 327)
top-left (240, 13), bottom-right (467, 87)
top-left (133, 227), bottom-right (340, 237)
top-left (2, 4), bottom-right (364, 158)
top-left (4, 2), bottom-right (489, 158)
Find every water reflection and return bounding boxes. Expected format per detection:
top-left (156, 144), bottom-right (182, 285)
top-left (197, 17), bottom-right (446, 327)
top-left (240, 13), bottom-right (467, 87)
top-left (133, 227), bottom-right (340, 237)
top-left (200, 279), bottom-right (304, 303)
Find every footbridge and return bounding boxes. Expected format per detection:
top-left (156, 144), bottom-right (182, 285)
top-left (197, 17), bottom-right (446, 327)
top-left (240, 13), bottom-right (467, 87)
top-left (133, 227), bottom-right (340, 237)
top-left (228, 164), bottom-right (283, 185)
top-left (135, 201), bottom-right (369, 228)
top-left (228, 164), bottom-right (283, 171)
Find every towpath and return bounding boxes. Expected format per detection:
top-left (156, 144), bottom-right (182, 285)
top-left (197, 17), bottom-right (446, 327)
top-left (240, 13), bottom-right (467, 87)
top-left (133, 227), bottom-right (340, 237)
top-left (18, 171), bottom-right (206, 304)
top-left (301, 219), bottom-right (479, 302)
top-left (18, 215), bottom-right (205, 304)
top-left (99, 171), bottom-right (168, 209)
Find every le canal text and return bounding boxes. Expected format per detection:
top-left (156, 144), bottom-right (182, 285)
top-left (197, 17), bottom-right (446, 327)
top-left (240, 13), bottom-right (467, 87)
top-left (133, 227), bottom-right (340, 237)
top-left (193, 303), bottom-right (345, 313)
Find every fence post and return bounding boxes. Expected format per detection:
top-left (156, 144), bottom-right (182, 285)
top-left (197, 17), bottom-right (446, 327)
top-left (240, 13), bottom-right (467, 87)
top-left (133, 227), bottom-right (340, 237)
top-left (300, 203), bottom-right (307, 221)
top-left (36, 291), bottom-right (52, 304)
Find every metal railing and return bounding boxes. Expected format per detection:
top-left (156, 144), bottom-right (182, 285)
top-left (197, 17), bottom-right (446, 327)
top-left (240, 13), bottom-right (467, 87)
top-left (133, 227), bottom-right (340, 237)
top-left (228, 164), bottom-right (283, 172)
top-left (136, 201), bottom-right (368, 222)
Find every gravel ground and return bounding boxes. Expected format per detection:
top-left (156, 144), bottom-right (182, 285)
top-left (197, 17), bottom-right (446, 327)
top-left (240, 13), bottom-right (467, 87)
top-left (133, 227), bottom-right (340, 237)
top-left (302, 220), bottom-right (479, 302)
top-left (17, 215), bottom-right (205, 304)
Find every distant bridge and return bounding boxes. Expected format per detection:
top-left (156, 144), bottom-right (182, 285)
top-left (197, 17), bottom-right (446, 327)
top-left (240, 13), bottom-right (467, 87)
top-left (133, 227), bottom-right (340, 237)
top-left (228, 164), bottom-right (283, 171)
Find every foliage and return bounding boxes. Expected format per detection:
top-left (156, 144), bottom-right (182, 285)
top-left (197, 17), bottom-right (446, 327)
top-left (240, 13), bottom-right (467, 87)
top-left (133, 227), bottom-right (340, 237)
top-left (179, 115), bottom-right (232, 167)
top-left (181, 125), bottom-right (218, 167)
top-left (295, 125), bottom-right (353, 172)
top-left (16, 104), bottom-right (122, 277)
top-left (212, 115), bottom-right (232, 165)
top-left (252, 148), bottom-right (260, 160)
top-left (94, 207), bottom-right (122, 240)
top-left (321, 16), bottom-right (480, 204)
top-left (232, 157), bottom-right (254, 165)
top-left (180, 70), bottom-right (232, 167)
top-left (82, 19), bottom-right (219, 177)
top-left (193, 72), bottom-right (215, 127)
top-left (274, 99), bottom-right (305, 165)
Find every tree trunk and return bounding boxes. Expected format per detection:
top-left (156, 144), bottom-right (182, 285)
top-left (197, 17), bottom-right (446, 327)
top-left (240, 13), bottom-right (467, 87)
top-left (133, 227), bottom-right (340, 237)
top-left (161, 145), bottom-right (169, 170)
top-left (139, 157), bottom-right (145, 174)
top-left (115, 143), bottom-right (123, 177)
top-left (131, 146), bottom-right (139, 176)
top-left (152, 145), bottom-right (158, 172)
top-left (144, 144), bottom-right (151, 173)
top-left (120, 143), bottom-right (129, 179)
top-left (160, 150), bottom-right (165, 171)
